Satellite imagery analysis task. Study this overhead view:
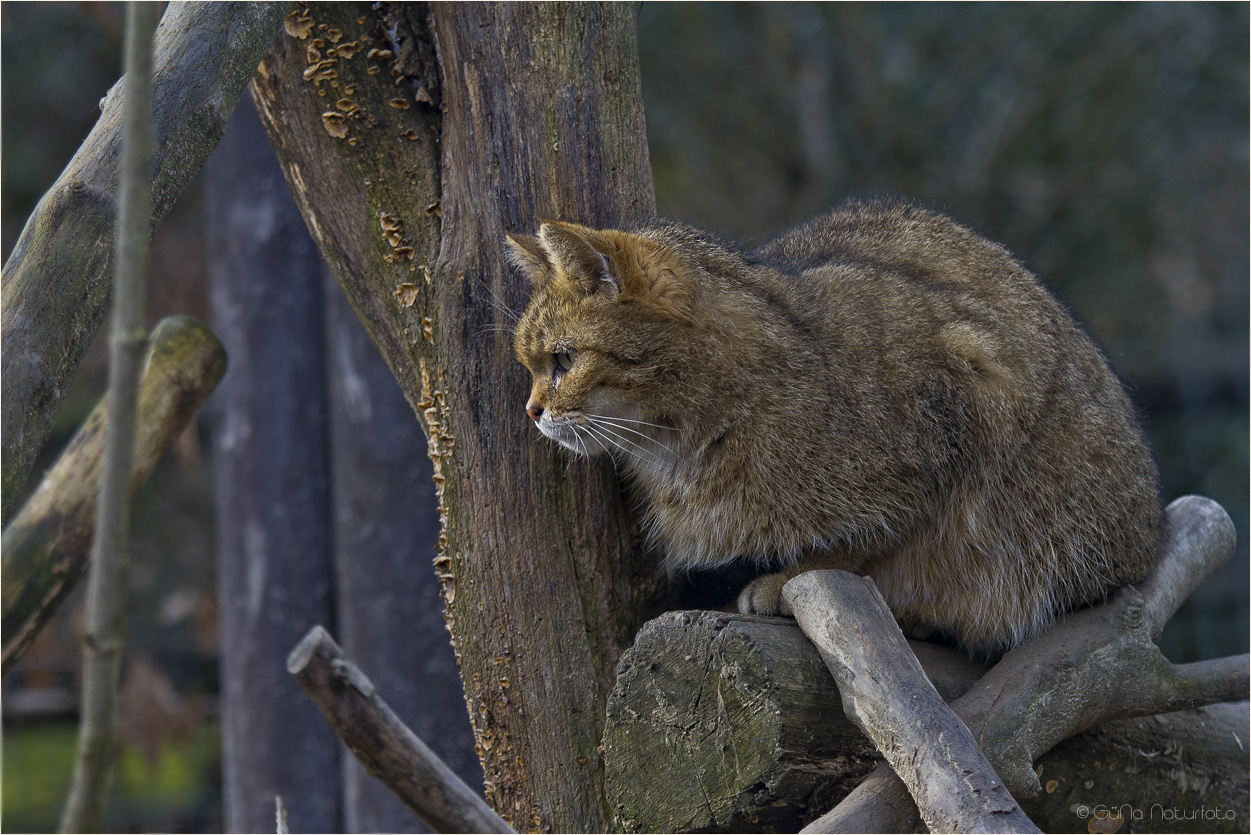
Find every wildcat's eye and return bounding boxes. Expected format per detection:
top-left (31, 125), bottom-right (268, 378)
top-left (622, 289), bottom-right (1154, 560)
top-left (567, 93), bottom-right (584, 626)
top-left (554, 349), bottom-right (578, 373)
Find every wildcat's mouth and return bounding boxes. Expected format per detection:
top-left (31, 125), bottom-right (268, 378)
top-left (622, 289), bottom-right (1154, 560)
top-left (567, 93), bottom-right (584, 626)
top-left (535, 414), bottom-right (604, 457)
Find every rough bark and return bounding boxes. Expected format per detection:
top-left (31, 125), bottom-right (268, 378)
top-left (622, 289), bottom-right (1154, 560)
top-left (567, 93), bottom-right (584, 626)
top-left (784, 571), bottom-right (1041, 833)
top-left (249, 3), bottom-right (663, 830)
top-left (288, 626), bottom-right (514, 834)
top-left (206, 94), bottom-right (341, 834)
top-left (1, 316), bottom-right (226, 675)
top-left (604, 496), bottom-right (1248, 833)
top-left (0, 2), bottom-right (289, 524)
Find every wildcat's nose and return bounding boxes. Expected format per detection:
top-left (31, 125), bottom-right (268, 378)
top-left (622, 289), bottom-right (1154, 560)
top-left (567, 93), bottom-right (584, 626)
top-left (526, 404), bottom-right (544, 422)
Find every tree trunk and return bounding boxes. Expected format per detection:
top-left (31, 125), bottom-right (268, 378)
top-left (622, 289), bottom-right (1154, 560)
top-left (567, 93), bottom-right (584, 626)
top-left (205, 94), bottom-right (341, 834)
top-left (249, 3), bottom-right (663, 829)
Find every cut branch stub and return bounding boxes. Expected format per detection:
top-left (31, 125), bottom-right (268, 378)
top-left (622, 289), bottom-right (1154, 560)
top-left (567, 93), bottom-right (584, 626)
top-left (287, 626), bottom-right (514, 835)
top-left (1, 316), bottom-right (227, 676)
top-left (603, 610), bottom-right (987, 832)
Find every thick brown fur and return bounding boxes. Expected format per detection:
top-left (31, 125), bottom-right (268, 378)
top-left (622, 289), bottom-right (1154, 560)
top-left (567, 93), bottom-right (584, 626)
top-left (508, 199), bottom-right (1163, 657)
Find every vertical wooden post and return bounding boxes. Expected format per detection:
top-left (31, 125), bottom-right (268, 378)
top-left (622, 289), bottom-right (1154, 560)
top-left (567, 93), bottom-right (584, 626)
top-left (205, 95), bottom-right (341, 833)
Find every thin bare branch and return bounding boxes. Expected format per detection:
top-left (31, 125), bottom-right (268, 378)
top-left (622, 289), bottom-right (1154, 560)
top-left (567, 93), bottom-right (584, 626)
top-left (59, 3), bottom-right (159, 830)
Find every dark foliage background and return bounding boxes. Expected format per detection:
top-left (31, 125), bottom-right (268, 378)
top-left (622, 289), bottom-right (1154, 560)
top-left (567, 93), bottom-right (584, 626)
top-left (2, 2), bottom-right (1246, 831)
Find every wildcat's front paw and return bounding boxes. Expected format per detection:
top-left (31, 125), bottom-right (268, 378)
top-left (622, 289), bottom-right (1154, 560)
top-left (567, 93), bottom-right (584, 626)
top-left (737, 572), bottom-right (794, 617)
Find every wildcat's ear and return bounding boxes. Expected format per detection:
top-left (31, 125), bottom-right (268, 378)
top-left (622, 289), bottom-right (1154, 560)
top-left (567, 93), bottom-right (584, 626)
top-left (537, 221), bottom-right (620, 296)
top-left (505, 233), bottom-right (553, 286)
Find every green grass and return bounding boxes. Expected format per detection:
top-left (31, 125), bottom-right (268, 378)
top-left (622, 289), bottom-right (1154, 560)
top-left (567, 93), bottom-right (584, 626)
top-left (2, 719), bottom-right (222, 832)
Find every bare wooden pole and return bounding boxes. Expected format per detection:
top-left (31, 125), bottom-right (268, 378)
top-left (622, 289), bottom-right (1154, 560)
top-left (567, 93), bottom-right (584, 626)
top-left (287, 626), bottom-right (515, 835)
top-left (59, 3), bottom-right (159, 831)
top-left (1, 316), bottom-right (226, 676)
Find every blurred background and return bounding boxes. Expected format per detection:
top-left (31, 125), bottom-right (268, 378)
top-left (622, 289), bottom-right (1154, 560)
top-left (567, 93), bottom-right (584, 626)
top-left (3, 2), bottom-right (1246, 831)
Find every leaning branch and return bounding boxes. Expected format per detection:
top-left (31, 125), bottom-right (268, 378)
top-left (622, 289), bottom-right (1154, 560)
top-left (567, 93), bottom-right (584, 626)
top-left (1, 316), bottom-right (227, 676)
top-left (287, 626), bottom-right (515, 835)
top-left (0, 1), bottom-right (288, 524)
top-left (784, 572), bottom-right (1041, 833)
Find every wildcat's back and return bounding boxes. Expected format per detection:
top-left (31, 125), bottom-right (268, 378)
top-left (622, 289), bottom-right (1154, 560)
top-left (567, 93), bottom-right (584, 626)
top-left (509, 199), bottom-right (1162, 657)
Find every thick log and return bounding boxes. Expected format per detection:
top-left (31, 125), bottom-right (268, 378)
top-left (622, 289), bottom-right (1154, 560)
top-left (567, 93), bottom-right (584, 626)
top-left (784, 571), bottom-right (1040, 833)
top-left (603, 610), bottom-right (1250, 834)
top-left (288, 626), bottom-right (513, 835)
top-left (603, 610), bottom-right (985, 832)
top-left (1, 316), bottom-right (226, 676)
top-left (0, 2), bottom-right (287, 524)
top-left (250, 4), bottom-right (663, 829)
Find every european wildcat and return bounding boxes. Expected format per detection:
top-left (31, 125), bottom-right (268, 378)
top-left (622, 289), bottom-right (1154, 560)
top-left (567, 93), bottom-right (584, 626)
top-left (507, 199), bottom-right (1162, 657)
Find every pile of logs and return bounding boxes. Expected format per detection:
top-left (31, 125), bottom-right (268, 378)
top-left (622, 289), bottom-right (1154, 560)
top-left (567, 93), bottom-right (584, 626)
top-left (603, 496), bottom-right (1248, 833)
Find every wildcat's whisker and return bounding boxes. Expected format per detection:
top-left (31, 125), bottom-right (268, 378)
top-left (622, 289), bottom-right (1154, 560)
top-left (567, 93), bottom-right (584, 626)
top-left (586, 413), bottom-right (678, 433)
top-left (586, 415), bottom-right (679, 458)
top-left (477, 281), bottom-right (522, 324)
top-left (580, 423), bottom-right (637, 465)
top-left (585, 421), bottom-right (669, 469)
top-left (579, 423), bottom-right (631, 466)
top-left (475, 324), bottom-right (518, 337)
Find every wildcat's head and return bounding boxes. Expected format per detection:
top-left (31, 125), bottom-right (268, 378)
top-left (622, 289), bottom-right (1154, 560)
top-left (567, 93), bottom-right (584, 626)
top-left (506, 221), bottom-right (699, 464)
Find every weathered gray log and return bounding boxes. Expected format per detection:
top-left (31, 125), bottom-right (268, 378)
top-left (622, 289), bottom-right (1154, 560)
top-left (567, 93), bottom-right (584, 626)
top-left (603, 610), bottom-right (986, 832)
top-left (784, 571), bottom-right (1041, 833)
top-left (604, 496), bottom-right (1247, 833)
top-left (957, 495), bottom-right (1243, 794)
top-left (288, 626), bottom-right (514, 835)
top-left (1, 316), bottom-right (226, 676)
top-left (0, 1), bottom-right (288, 525)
